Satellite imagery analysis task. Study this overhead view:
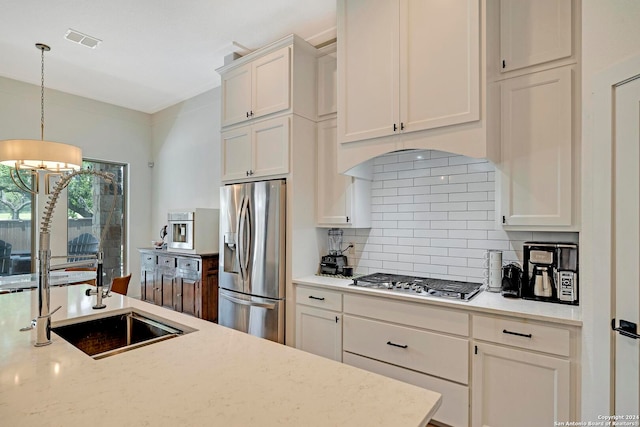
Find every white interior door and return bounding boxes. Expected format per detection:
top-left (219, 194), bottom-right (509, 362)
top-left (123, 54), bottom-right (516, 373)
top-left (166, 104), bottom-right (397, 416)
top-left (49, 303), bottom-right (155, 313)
top-left (613, 75), bottom-right (640, 415)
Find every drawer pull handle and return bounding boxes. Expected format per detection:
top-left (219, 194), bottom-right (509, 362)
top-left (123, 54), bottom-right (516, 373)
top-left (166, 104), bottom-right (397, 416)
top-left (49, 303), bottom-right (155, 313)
top-left (308, 296), bottom-right (325, 301)
top-left (502, 329), bottom-right (532, 339)
top-left (386, 341), bottom-right (408, 349)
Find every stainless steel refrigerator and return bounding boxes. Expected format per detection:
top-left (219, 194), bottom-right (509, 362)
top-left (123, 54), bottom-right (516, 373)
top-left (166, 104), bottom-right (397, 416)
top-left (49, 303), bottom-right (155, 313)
top-left (218, 179), bottom-right (286, 343)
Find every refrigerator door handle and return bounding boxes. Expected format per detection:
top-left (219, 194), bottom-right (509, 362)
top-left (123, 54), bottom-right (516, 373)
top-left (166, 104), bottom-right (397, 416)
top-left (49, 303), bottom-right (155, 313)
top-left (243, 196), bottom-right (252, 276)
top-left (221, 292), bottom-right (277, 310)
top-left (237, 196), bottom-right (247, 281)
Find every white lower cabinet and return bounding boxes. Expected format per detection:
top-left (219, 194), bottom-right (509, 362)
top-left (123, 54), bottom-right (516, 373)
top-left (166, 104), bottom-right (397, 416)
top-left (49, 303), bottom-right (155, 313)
top-left (292, 284), bottom-right (579, 427)
top-left (295, 286), bottom-right (343, 362)
top-left (472, 314), bottom-right (574, 427)
top-left (342, 294), bottom-right (470, 427)
top-left (343, 352), bottom-right (469, 427)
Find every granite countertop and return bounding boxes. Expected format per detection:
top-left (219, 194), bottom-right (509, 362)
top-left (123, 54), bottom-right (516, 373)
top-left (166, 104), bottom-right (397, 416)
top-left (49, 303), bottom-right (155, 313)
top-left (293, 275), bottom-right (582, 326)
top-left (0, 286), bottom-right (441, 426)
top-left (0, 270), bottom-right (96, 292)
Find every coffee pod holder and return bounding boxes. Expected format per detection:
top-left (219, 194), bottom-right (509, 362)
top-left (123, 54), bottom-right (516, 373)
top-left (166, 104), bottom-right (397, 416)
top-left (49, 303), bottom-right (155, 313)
top-left (483, 250), bottom-right (503, 292)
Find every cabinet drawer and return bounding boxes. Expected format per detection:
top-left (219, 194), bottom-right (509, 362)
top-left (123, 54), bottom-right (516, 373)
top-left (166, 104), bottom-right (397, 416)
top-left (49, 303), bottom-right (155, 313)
top-left (344, 352), bottom-right (468, 427)
top-left (344, 293), bottom-right (469, 336)
top-left (142, 253), bottom-right (156, 268)
top-left (473, 315), bottom-right (570, 357)
top-left (177, 257), bottom-right (199, 272)
top-left (158, 256), bottom-right (176, 268)
top-left (296, 286), bottom-right (342, 311)
top-left (343, 315), bottom-right (469, 385)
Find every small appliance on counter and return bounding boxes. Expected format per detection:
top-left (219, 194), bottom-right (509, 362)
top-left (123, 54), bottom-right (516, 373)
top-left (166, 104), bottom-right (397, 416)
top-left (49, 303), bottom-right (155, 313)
top-left (522, 242), bottom-right (579, 305)
top-left (320, 228), bottom-right (349, 275)
top-left (501, 263), bottom-right (523, 298)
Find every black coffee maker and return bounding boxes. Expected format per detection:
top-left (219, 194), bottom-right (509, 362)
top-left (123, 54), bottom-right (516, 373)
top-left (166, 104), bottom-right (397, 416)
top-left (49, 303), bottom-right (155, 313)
top-left (501, 263), bottom-right (522, 298)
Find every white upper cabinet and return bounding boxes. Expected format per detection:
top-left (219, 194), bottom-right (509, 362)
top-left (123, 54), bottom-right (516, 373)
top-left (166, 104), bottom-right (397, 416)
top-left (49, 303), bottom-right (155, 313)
top-left (338, 0), bottom-right (479, 144)
top-left (500, 0), bottom-right (572, 73)
top-left (222, 116), bottom-right (290, 181)
top-left (499, 67), bottom-right (573, 227)
top-left (218, 34), bottom-right (318, 130)
top-left (336, 0), bottom-right (485, 173)
top-left (317, 119), bottom-right (371, 228)
top-left (317, 49), bottom-right (337, 118)
top-left (338, 0), bottom-right (399, 143)
top-left (400, 0), bottom-right (480, 133)
top-left (221, 47), bottom-right (290, 127)
top-left (252, 48), bottom-right (291, 120)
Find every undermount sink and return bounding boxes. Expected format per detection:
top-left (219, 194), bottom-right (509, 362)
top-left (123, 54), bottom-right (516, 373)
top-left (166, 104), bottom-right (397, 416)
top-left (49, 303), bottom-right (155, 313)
top-left (52, 310), bottom-right (194, 360)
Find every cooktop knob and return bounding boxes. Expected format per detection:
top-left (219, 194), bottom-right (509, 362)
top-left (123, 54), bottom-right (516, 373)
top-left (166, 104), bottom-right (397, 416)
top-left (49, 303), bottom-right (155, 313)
top-left (403, 283), bottom-right (411, 289)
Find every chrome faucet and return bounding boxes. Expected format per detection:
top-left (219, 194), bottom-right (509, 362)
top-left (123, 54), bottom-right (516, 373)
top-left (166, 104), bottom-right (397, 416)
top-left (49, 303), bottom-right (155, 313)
top-left (28, 169), bottom-right (116, 347)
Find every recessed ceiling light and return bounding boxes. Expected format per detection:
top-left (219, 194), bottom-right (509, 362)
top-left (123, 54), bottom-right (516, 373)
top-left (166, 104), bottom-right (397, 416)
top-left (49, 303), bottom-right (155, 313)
top-left (64, 29), bottom-right (102, 49)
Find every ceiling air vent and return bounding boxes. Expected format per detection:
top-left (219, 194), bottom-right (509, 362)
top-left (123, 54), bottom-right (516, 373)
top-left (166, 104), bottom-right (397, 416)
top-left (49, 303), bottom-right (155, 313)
top-left (64, 29), bottom-right (102, 49)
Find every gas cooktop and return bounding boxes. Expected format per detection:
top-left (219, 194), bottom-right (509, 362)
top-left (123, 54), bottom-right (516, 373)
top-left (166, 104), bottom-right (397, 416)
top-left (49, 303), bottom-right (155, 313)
top-left (351, 273), bottom-right (483, 301)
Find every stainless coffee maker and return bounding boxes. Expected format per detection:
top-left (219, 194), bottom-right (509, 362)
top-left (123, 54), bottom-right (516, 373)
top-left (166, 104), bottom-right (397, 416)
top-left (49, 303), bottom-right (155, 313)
top-left (523, 242), bottom-right (579, 305)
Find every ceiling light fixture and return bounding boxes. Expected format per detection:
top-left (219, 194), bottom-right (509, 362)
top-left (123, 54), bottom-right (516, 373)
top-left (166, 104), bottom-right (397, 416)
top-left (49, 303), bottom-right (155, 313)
top-left (0, 43), bottom-right (82, 194)
top-left (64, 29), bottom-right (102, 49)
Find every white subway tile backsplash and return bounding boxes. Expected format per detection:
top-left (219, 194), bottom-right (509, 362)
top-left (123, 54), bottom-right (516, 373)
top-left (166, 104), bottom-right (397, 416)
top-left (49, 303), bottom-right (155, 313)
top-left (468, 182), bottom-right (495, 192)
top-left (448, 211), bottom-right (488, 221)
top-left (431, 202), bottom-right (468, 212)
top-left (413, 194), bottom-right (448, 203)
top-left (383, 229), bottom-right (415, 238)
top-left (398, 169), bottom-right (430, 179)
top-left (384, 178), bottom-right (415, 188)
top-left (448, 172), bottom-right (488, 184)
top-left (383, 162), bottom-right (415, 172)
top-left (372, 188), bottom-right (399, 197)
top-left (430, 184), bottom-right (468, 194)
top-left (414, 246), bottom-right (448, 256)
top-left (383, 212), bottom-right (415, 221)
top-left (343, 150), bottom-right (578, 282)
top-left (414, 176), bottom-right (449, 186)
top-left (383, 195), bottom-right (414, 205)
top-left (449, 192), bottom-right (488, 202)
top-left (413, 212), bottom-right (448, 221)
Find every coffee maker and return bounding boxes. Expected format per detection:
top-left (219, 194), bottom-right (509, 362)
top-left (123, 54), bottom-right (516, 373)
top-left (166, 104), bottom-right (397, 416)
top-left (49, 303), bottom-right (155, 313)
top-left (522, 242), bottom-right (579, 305)
top-left (320, 228), bottom-right (348, 275)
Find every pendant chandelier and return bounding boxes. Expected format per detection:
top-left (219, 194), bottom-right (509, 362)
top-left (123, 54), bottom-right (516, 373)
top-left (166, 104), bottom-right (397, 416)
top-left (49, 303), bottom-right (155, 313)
top-left (0, 43), bottom-right (82, 194)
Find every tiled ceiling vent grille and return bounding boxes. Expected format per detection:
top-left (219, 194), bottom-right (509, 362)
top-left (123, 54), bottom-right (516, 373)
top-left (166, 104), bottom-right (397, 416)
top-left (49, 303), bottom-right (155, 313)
top-left (64, 29), bottom-right (101, 49)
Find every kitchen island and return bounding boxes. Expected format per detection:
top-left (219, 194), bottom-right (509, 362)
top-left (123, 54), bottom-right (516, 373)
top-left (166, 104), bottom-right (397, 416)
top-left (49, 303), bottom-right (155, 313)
top-left (0, 285), bottom-right (441, 426)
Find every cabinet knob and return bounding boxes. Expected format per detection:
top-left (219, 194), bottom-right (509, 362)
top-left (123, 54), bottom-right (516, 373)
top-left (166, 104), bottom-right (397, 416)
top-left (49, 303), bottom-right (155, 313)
top-left (176, 293), bottom-right (182, 297)
top-left (246, 111), bottom-right (250, 118)
top-left (400, 122), bottom-right (405, 131)
top-left (393, 123), bottom-right (397, 132)
top-left (250, 110), bottom-right (253, 117)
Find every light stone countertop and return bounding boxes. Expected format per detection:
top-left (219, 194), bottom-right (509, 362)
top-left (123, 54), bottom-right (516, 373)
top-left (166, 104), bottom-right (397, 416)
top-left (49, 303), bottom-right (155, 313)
top-left (293, 275), bottom-right (582, 326)
top-left (0, 285), bottom-right (441, 427)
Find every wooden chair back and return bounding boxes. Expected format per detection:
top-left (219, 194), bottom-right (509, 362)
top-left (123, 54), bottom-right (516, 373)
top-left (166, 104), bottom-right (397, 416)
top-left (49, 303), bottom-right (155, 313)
top-left (110, 274), bottom-right (131, 296)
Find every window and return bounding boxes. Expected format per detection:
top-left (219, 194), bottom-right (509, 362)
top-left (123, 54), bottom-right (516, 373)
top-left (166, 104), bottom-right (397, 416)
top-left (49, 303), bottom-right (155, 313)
top-left (0, 165), bottom-right (34, 275)
top-left (67, 160), bottom-right (127, 285)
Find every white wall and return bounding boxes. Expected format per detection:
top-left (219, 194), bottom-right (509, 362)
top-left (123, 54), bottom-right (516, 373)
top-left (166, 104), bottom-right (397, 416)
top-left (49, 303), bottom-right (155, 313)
top-left (581, 0), bottom-right (640, 420)
top-left (340, 150), bottom-right (577, 283)
top-left (150, 88), bottom-right (221, 234)
top-left (0, 76), bottom-right (152, 294)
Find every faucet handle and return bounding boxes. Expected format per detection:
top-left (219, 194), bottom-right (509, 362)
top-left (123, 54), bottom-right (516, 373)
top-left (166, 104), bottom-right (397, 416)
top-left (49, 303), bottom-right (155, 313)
top-left (19, 306), bottom-right (61, 332)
